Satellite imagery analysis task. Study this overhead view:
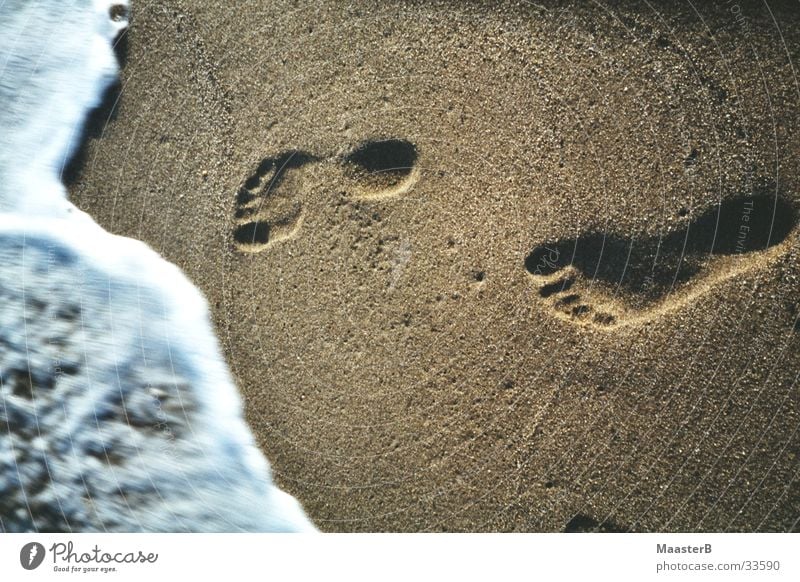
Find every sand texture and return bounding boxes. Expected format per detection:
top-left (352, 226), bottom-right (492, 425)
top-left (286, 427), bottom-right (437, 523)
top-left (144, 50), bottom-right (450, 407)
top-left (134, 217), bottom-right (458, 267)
top-left (70, 0), bottom-right (800, 531)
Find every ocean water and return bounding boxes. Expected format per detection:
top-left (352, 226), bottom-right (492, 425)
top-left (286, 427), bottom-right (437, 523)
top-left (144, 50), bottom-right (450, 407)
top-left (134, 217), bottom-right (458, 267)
top-left (0, 0), bottom-right (127, 216)
top-left (0, 1), bottom-right (316, 532)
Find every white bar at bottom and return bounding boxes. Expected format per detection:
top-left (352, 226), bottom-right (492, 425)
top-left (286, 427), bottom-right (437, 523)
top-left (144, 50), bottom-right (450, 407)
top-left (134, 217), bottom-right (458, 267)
top-left (0, 533), bottom-right (796, 581)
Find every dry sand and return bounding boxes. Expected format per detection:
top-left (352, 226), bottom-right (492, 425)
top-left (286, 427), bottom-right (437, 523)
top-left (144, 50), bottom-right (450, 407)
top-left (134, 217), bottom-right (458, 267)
top-left (70, 0), bottom-right (800, 531)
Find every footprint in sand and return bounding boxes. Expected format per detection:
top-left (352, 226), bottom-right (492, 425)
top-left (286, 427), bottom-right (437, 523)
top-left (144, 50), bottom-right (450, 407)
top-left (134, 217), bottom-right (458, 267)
top-left (232, 139), bottom-right (418, 253)
top-left (525, 193), bottom-right (797, 328)
top-left (342, 138), bottom-right (419, 200)
top-left (233, 150), bottom-right (316, 252)
top-left (564, 513), bottom-right (629, 533)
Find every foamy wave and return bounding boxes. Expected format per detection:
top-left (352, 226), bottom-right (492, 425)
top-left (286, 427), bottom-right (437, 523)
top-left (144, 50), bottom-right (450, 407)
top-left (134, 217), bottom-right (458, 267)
top-left (0, 1), bottom-right (128, 216)
top-left (0, 1), bottom-right (316, 532)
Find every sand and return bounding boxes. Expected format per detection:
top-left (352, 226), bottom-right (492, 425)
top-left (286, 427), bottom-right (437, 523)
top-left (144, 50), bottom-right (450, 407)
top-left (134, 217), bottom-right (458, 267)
top-left (69, 0), bottom-right (800, 532)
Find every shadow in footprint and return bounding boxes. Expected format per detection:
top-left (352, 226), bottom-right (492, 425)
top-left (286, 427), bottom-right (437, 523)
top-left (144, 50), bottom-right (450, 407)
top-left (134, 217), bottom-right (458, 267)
top-left (233, 221), bottom-right (271, 247)
top-left (564, 513), bottom-right (629, 533)
top-left (343, 138), bottom-right (418, 198)
top-left (525, 192), bottom-right (797, 327)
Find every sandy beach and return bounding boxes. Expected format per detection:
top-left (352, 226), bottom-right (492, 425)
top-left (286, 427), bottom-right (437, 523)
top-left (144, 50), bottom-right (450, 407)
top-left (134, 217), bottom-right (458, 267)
top-left (69, 0), bottom-right (800, 531)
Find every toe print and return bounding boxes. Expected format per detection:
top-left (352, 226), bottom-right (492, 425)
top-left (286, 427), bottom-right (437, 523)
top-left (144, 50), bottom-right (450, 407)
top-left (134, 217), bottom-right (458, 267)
top-left (232, 150), bottom-right (315, 252)
top-left (526, 193), bottom-right (797, 328)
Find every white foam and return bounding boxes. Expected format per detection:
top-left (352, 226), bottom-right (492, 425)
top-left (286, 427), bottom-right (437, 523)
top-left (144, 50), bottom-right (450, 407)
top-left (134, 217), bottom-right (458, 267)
top-left (0, 216), bottom-right (316, 532)
top-left (0, 0), bottom-right (128, 217)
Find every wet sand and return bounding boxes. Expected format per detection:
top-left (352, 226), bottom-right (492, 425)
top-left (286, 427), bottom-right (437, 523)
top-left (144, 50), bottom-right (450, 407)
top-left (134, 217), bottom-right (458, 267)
top-left (71, 0), bottom-right (800, 531)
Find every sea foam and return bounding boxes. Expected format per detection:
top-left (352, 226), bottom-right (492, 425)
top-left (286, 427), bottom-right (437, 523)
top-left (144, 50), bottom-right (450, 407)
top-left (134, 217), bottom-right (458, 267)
top-left (0, 0), bottom-right (126, 217)
top-left (0, 1), bottom-right (316, 532)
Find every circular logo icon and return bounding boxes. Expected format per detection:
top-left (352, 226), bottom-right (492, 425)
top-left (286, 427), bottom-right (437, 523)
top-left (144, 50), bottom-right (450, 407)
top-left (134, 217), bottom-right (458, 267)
top-left (19, 542), bottom-right (46, 570)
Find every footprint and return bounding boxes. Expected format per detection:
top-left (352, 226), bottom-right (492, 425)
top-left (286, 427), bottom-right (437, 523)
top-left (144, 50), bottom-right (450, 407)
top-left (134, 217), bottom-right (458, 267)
top-left (232, 150), bottom-right (316, 252)
top-left (564, 513), bottom-right (629, 533)
top-left (526, 193), bottom-right (797, 328)
top-left (342, 138), bottom-right (419, 200)
top-left (232, 139), bottom-right (418, 253)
